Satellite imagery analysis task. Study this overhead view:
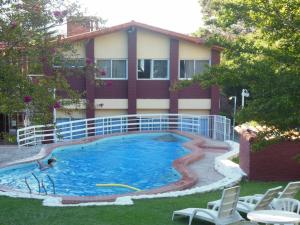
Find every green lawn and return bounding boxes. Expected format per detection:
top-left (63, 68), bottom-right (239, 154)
top-left (0, 181), bottom-right (299, 225)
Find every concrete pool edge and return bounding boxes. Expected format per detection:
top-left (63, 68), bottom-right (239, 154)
top-left (0, 133), bottom-right (246, 206)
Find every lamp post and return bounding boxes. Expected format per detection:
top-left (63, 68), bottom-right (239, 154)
top-left (241, 89), bottom-right (250, 109)
top-left (23, 96), bottom-right (32, 127)
top-left (229, 96), bottom-right (237, 140)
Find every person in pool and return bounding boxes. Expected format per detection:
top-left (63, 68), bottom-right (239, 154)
top-left (37, 158), bottom-right (56, 170)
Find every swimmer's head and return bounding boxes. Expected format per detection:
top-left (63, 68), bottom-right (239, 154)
top-left (47, 158), bottom-right (57, 166)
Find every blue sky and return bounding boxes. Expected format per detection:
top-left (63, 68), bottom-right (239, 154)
top-left (78, 0), bottom-right (204, 34)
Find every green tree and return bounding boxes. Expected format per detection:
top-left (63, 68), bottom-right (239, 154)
top-left (0, 0), bottom-right (104, 127)
top-left (181, 0), bottom-right (300, 138)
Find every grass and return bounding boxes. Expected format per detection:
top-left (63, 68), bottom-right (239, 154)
top-left (231, 155), bottom-right (240, 164)
top-left (1, 181), bottom-right (299, 225)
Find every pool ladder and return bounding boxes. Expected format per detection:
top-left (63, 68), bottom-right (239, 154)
top-left (24, 173), bottom-right (56, 195)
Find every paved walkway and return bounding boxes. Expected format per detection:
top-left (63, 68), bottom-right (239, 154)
top-left (189, 151), bottom-right (224, 186)
top-left (0, 145), bottom-right (41, 164)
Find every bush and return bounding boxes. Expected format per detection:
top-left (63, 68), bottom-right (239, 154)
top-left (2, 132), bottom-right (17, 144)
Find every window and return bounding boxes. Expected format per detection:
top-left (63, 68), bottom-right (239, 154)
top-left (53, 57), bottom-right (85, 68)
top-left (180, 60), bottom-right (209, 79)
top-left (138, 59), bottom-right (151, 79)
top-left (96, 59), bottom-right (127, 79)
top-left (138, 59), bottom-right (168, 79)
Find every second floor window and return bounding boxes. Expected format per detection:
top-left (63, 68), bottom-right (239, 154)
top-left (180, 60), bottom-right (209, 79)
top-left (96, 59), bottom-right (127, 79)
top-left (138, 59), bottom-right (168, 79)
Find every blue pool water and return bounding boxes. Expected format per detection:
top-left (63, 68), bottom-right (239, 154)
top-left (0, 133), bottom-right (190, 196)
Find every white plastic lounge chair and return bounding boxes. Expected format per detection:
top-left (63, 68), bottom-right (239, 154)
top-left (272, 198), bottom-right (300, 214)
top-left (172, 186), bottom-right (244, 225)
top-left (236, 186), bottom-right (282, 213)
top-left (232, 181), bottom-right (300, 206)
top-left (278, 181), bottom-right (300, 199)
top-left (208, 186), bottom-right (282, 214)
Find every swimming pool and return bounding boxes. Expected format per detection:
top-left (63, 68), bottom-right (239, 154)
top-left (0, 133), bottom-right (190, 197)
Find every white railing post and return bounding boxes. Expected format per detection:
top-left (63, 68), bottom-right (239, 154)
top-left (33, 127), bottom-right (36, 145)
top-left (160, 115), bottom-right (162, 131)
top-left (53, 126), bottom-right (56, 143)
top-left (197, 116), bottom-right (200, 135)
top-left (213, 115), bottom-right (217, 140)
top-left (70, 121), bottom-right (73, 140)
top-left (17, 130), bottom-right (20, 147)
top-left (85, 120), bottom-right (88, 137)
top-left (139, 115), bottom-right (141, 132)
top-left (223, 116), bottom-right (226, 141)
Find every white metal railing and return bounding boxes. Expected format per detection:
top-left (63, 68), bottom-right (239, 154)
top-left (17, 114), bottom-right (231, 146)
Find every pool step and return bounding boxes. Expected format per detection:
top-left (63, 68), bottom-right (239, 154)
top-left (24, 173), bottom-right (56, 195)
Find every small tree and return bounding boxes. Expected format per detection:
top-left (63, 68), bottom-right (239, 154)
top-left (178, 0), bottom-right (300, 140)
top-left (0, 0), bottom-right (104, 126)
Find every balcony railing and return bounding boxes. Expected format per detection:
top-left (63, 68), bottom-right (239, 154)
top-left (17, 114), bottom-right (231, 147)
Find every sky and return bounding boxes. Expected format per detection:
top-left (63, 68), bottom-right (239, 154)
top-left (77, 0), bottom-right (204, 34)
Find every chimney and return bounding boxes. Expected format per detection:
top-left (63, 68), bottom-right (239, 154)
top-left (67, 18), bottom-right (91, 36)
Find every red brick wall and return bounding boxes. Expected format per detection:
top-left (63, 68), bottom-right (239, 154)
top-left (127, 27), bottom-right (137, 114)
top-left (85, 39), bottom-right (95, 119)
top-left (239, 130), bottom-right (300, 181)
top-left (169, 39), bottom-right (179, 114)
top-left (210, 49), bottom-right (221, 114)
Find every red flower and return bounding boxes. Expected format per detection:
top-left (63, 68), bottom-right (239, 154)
top-left (100, 69), bottom-right (106, 76)
top-left (10, 21), bottom-right (17, 29)
top-left (50, 48), bottom-right (56, 54)
top-left (86, 58), bottom-right (93, 65)
top-left (105, 81), bottom-right (113, 87)
top-left (62, 10), bottom-right (68, 17)
top-left (24, 96), bottom-right (32, 103)
top-left (53, 101), bottom-right (61, 109)
top-left (53, 11), bottom-right (61, 17)
top-left (39, 56), bottom-right (48, 63)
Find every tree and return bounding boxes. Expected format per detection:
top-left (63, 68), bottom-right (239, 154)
top-left (0, 0), bottom-right (104, 127)
top-left (181, 0), bottom-right (300, 138)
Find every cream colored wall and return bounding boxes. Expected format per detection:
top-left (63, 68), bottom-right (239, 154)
top-left (94, 31), bottom-right (128, 59)
top-left (95, 109), bottom-right (128, 117)
top-left (56, 110), bottom-right (86, 118)
top-left (63, 41), bottom-right (85, 58)
top-left (178, 109), bottom-right (210, 115)
top-left (137, 29), bottom-right (170, 58)
top-left (178, 99), bottom-right (211, 110)
top-left (179, 40), bottom-right (211, 60)
top-left (137, 109), bottom-right (169, 114)
top-left (137, 99), bottom-right (169, 109)
top-left (94, 99), bottom-right (128, 109)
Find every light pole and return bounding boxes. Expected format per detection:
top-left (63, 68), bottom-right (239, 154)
top-left (229, 96), bottom-right (237, 140)
top-left (241, 89), bottom-right (250, 109)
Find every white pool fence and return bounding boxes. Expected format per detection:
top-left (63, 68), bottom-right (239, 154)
top-left (17, 114), bottom-right (231, 147)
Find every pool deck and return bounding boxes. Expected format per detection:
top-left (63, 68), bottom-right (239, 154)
top-left (0, 145), bottom-right (40, 164)
top-left (0, 132), bottom-right (229, 203)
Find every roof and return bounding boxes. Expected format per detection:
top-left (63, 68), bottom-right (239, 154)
top-left (63, 21), bottom-right (223, 51)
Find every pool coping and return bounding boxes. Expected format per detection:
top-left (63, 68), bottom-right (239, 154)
top-left (0, 130), bottom-right (230, 204)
